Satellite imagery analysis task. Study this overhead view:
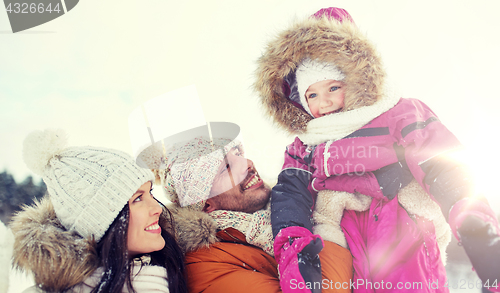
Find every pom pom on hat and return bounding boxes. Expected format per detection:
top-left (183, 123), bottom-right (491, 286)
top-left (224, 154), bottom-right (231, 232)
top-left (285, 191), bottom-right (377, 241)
top-left (296, 58), bottom-right (345, 117)
top-left (23, 129), bottom-right (67, 176)
top-left (137, 142), bottom-right (167, 186)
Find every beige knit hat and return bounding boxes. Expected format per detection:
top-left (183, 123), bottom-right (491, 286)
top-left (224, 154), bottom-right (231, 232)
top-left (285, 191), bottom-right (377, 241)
top-left (165, 136), bottom-right (243, 210)
top-left (22, 129), bottom-right (154, 242)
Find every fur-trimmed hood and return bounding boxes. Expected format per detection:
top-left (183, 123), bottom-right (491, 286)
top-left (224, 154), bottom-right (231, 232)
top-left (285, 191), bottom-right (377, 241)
top-left (10, 197), bottom-right (173, 292)
top-left (10, 197), bottom-right (99, 292)
top-left (254, 8), bottom-right (386, 136)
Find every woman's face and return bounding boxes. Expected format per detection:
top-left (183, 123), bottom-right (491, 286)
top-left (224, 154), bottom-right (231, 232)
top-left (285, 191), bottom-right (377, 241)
top-left (127, 181), bottom-right (165, 257)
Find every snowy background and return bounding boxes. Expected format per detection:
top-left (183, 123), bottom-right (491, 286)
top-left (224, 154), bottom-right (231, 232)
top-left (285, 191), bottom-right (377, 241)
top-left (1, 0), bottom-right (500, 292)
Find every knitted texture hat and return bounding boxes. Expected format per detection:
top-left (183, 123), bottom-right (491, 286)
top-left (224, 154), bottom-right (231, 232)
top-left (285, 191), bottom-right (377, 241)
top-left (22, 129), bottom-right (154, 242)
top-left (296, 58), bottom-right (345, 117)
top-left (163, 136), bottom-right (241, 210)
top-left (312, 7), bottom-right (355, 23)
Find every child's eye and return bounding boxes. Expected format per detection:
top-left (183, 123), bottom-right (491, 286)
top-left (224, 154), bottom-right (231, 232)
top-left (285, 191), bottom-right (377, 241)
top-left (308, 93), bottom-right (317, 99)
top-left (330, 86), bottom-right (340, 92)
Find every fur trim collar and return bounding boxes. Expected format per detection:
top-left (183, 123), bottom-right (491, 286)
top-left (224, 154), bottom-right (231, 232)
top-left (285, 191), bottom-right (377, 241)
top-left (170, 203), bottom-right (274, 256)
top-left (10, 197), bottom-right (99, 292)
top-left (254, 15), bottom-right (386, 135)
top-left (169, 205), bottom-right (219, 254)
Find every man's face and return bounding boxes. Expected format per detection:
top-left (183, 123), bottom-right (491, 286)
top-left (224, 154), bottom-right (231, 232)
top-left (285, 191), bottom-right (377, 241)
top-left (205, 146), bottom-right (271, 214)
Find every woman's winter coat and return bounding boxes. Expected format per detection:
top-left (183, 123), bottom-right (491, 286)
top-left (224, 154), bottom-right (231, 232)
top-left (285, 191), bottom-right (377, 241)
top-left (254, 8), bottom-right (469, 292)
top-left (10, 197), bottom-right (170, 293)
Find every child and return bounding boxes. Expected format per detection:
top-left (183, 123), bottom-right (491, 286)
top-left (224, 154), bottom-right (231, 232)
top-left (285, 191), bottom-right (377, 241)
top-left (254, 7), bottom-right (500, 293)
top-left (10, 129), bottom-right (187, 293)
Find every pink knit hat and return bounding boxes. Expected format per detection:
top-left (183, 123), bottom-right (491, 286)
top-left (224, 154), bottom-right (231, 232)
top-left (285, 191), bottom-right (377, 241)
top-left (312, 7), bottom-right (355, 23)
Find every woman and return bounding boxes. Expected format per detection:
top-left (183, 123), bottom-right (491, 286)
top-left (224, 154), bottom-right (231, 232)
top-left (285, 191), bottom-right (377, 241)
top-left (10, 129), bottom-right (187, 293)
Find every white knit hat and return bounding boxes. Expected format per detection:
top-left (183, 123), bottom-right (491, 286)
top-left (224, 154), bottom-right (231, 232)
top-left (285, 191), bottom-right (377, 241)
top-left (22, 129), bottom-right (154, 242)
top-left (296, 58), bottom-right (345, 117)
top-left (163, 136), bottom-right (242, 210)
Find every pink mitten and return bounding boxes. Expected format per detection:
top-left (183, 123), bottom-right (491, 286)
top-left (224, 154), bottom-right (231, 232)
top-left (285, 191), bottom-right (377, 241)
top-left (274, 226), bottom-right (324, 293)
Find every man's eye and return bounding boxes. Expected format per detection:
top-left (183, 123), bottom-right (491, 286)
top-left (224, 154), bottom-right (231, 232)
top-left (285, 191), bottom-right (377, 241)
top-left (221, 164), bottom-right (229, 174)
top-left (230, 146), bottom-right (243, 157)
top-left (330, 86), bottom-right (339, 92)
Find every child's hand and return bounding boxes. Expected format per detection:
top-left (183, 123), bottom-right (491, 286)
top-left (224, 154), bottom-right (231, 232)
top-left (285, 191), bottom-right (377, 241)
top-left (274, 226), bottom-right (324, 293)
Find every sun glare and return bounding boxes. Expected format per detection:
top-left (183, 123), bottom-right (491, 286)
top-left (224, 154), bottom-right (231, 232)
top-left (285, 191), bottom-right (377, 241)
top-left (446, 142), bottom-right (498, 209)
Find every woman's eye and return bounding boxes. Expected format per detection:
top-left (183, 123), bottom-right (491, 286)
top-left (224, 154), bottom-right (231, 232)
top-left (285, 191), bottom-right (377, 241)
top-left (308, 93), bottom-right (317, 99)
top-left (133, 195), bottom-right (142, 202)
top-left (330, 86), bottom-right (339, 92)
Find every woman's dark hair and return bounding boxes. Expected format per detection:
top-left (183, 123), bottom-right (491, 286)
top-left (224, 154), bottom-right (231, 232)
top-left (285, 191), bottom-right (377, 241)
top-left (90, 202), bottom-right (187, 293)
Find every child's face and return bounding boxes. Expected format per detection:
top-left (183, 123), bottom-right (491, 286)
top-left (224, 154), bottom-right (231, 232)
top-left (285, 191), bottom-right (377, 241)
top-left (305, 79), bottom-right (345, 118)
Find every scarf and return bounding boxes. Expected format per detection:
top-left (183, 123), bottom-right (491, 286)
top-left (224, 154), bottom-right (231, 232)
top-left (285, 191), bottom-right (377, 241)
top-left (78, 256), bottom-right (169, 293)
top-left (209, 204), bottom-right (274, 256)
top-left (298, 93), bottom-right (400, 146)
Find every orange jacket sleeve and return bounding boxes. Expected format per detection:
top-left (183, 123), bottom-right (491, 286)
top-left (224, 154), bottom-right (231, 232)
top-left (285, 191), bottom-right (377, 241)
top-left (185, 241), bottom-right (281, 293)
top-left (185, 229), bottom-right (352, 293)
top-left (320, 241), bottom-right (353, 292)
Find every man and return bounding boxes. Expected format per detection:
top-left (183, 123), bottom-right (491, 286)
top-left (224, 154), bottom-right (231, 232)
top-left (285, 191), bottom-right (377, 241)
top-left (154, 137), bottom-right (353, 293)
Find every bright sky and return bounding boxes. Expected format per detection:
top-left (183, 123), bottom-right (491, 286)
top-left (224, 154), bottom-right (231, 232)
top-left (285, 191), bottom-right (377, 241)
top-left (1, 0), bottom-right (500, 208)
